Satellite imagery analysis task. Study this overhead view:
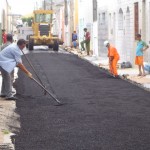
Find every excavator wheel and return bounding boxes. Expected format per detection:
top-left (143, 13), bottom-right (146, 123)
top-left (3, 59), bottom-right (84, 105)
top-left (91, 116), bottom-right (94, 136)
top-left (28, 38), bottom-right (34, 51)
top-left (53, 40), bottom-right (59, 51)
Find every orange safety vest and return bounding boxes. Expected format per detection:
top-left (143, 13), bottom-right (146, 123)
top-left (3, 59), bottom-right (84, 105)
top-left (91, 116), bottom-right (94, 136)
top-left (108, 45), bottom-right (120, 60)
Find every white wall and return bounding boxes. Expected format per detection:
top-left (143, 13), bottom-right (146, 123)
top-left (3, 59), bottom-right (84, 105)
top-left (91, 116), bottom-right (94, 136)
top-left (0, 0), bottom-right (6, 29)
top-left (97, 0), bottom-right (117, 57)
top-left (78, 0), bottom-right (93, 49)
top-left (145, 0), bottom-right (150, 63)
top-left (0, 0), bottom-right (12, 33)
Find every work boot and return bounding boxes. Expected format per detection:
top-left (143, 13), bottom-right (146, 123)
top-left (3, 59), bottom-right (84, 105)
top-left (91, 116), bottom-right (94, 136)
top-left (114, 75), bottom-right (120, 79)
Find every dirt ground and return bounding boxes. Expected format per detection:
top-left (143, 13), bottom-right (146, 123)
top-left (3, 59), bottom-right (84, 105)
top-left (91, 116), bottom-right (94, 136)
top-left (9, 52), bottom-right (150, 150)
top-left (0, 97), bottom-right (20, 149)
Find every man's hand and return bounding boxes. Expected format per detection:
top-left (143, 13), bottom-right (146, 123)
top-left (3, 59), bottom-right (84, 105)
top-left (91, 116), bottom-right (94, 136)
top-left (109, 56), bottom-right (114, 62)
top-left (142, 45), bottom-right (149, 51)
top-left (27, 72), bottom-right (33, 78)
top-left (141, 48), bottom-right (145, 51)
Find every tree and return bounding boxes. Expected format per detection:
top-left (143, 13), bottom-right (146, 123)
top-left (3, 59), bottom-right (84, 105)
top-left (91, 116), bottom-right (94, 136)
top-left (22, 17), bottom-right (33, 27)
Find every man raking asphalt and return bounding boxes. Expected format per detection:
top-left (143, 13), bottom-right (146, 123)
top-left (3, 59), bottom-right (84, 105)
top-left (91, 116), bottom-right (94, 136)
top-left (0, 39), bottom-right (32, 100)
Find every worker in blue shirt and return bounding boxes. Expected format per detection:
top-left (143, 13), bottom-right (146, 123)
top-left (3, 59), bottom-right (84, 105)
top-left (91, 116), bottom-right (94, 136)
top-left (0, 39), bottom-right (32, 100)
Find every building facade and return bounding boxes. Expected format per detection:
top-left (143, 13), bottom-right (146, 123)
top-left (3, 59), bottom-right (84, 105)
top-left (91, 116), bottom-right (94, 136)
top-left (0, 0), bottom-right (12, 46)
top-left (115, 0), bottom-right (150, 64)
top-left (97, 0), bottom-right (150, 64)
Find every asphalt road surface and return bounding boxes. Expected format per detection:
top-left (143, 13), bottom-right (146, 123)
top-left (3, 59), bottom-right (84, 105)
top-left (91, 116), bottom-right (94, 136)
top-left (14, 50), bottom-right (150, 150)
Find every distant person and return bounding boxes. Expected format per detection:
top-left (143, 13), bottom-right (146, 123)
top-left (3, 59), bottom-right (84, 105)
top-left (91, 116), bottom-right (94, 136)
top-left (104, 41), bottom-right (120, 78)
top-left (72, 31), bottom-right (78, 48)
top-left (135, 34), bottom-right (149, 76)
top-left (0, 39), bottom-right (32, 100)
top-left (13, 31), bottom-right (18, 43)
top-left (2, 29), bottom-right (7, 44)
top-left (80, 28), bottom-right (90, 55)
top-left (1, 34), bottom-right (14, 87)
top-left (1, 34), bottom-right (13, 50)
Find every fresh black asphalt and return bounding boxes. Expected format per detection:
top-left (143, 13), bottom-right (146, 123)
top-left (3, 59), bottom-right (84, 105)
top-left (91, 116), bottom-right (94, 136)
top-left (14, 52), bottom-right (150, 150)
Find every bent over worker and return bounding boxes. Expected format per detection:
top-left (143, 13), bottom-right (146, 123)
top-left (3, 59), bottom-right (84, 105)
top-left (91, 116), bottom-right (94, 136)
top-left (104, 41), bottom-right (120, 78)
top-left (0, 39), bottom-right (32, 100)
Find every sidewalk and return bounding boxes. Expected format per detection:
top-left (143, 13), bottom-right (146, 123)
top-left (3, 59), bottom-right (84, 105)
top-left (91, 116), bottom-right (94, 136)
top-left (64, 46), bottom-right (150, 92)
top-left (0, 68), bottom-right (19, 149)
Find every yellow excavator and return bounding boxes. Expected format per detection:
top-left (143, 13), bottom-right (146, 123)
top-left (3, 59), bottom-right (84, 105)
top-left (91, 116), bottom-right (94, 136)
top-left (26, 9), bottom-right (63, 51)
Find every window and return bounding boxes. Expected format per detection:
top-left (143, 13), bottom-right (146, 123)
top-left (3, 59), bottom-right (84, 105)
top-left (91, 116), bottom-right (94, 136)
top-left (126, 7), bottom-right (130, 35)
top-left (35, 14), bottom-right (52, 23)
top-left (118, 8), bottom-right (123, 30)
top-left (98, 13), bottom-right (101, 22)
top-left (102, 13), bottom-right (105, 24)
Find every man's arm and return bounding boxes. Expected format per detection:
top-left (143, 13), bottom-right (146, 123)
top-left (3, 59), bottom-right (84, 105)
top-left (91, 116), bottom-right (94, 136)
top-left (142, 41), bottom-right (149, 51)
top-left (17, 63), bottom-right (32, 78)
top-left (143, 45), bottom-right (149, 51)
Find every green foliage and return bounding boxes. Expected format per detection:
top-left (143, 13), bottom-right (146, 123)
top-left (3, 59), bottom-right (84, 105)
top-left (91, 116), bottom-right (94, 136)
top-left (2, 129), bottom-right (10, 135)
top-left (22, 17), bottom-right (33, 27)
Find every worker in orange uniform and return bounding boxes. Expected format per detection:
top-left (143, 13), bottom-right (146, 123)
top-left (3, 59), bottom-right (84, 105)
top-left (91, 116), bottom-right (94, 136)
top-left (104, 41), bottom-right (120, 78)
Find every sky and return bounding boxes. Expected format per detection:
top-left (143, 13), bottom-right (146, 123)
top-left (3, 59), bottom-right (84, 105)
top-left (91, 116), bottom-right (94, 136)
top-left (8, 0), bottom-right (36, 16)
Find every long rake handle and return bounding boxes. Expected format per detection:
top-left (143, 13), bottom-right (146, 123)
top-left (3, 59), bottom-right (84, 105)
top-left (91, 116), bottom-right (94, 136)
top-left (32, 77), bottom-right (61, 104)
top-left (22, 51), bottom-right (45, 85)
top-left (22, 51), bottom-right (47, 95)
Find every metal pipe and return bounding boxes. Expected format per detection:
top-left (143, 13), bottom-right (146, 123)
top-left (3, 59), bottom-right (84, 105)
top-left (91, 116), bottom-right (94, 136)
top-left (21, 50), bottom-right (47, 95)
top-left (32, 77), bottom-right (61, 105)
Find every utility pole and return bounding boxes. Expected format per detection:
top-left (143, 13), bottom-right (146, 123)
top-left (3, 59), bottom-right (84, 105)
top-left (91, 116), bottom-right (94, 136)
top-left (51, 0), bottom-right (53, 10)
top-left (50, 0), bottom-right (53, 24)
top-left (64, 0), bottom-right (68, 25)
top-left (44, 0), bottom-right (46, 10)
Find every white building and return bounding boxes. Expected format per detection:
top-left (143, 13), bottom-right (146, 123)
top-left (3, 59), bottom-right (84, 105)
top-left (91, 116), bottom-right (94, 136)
top-left (97, 0), bottom-right (150, 65)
